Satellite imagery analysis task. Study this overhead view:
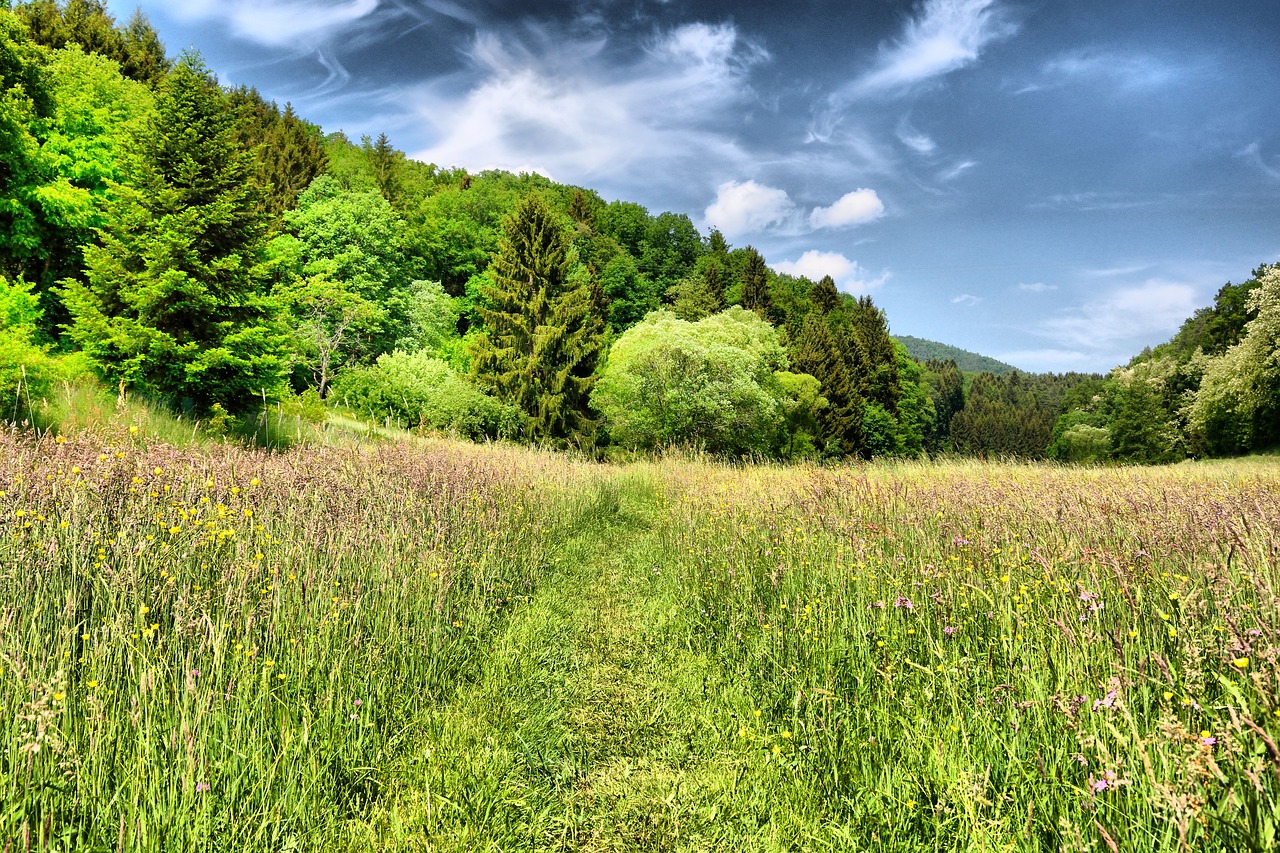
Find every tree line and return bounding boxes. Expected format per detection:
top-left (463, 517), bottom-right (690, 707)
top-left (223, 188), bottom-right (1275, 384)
top-left (1, 2), bottom-right (1275, 461)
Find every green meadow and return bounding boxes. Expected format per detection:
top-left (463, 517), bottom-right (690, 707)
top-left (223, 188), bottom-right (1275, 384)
top-left (2, 423), bottom-right (1278, 851)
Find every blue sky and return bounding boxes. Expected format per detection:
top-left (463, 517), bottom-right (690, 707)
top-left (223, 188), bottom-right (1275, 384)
top-left (104, 0), bottom-right (1280, 373)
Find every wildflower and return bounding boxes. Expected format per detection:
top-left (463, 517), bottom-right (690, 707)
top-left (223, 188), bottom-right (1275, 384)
top-left (1199, 731), bottom-right (1216, 746)
top-left (1232, 657), bottom-right (1250, 669)
top-left (893, 596), bottom-right (915, 611)
top-left (195, 782), bottom-right (210, 793)
top-left (943, 626), bottom-right (958, 636)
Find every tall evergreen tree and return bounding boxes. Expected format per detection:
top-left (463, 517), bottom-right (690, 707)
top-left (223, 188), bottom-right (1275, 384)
top-left (228, 87), bottom-right (327, 219)
top-left (790, 311), bottom-right (862, 455)
top-left (740, 246), bottom-right (772, 318)
top-left (61, 54), bottom-right (286, 413)
top-left (810, 274), bottom-right (840, 314)
top-left (471, 194), bottom-right (603, 443)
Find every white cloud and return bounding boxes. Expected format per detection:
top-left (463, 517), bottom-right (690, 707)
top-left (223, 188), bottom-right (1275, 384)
top-left (165, 0), bottom-right (380, 47)
top-left (809, 188), bottom-right (885, 229)
top-left (896, 117), bottom-right (936, 154)
top-left (1017, 282), bottom-right (1057, 292)
top-left (410, 23), bottom-right (765, 195)
top-left (997, 349), bottom-right (1093, 372)
top-left (853, 0), bottom-right (1017, 95)
top-left (1240, 142), bottom-right (1280, 181)
top-left (1039, 280), bottom-right (1199, 350)
top-left (704, 180), bottom-right (797, 238)
top-left (774, 250), bottom-right (890, 293)
top-left (1023, 48), bottom-right (1187, 95)
top-left (951, 293), bottom-right (981, 305)
top-left (938, 160), bottom-right (976, 181)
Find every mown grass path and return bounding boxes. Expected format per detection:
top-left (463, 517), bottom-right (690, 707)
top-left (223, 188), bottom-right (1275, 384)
top-left (357, 475), bottom-right (784, 852)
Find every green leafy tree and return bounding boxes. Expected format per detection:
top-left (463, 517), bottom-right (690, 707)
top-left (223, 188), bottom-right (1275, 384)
top-left (1188, 265), bottom-right (1280, 454)
top-left (590, 307), bottom-right (801, 456)
top-left (0, 273), bottom-right (62, 417)
top-left (274, 174), bottom-right (412, 357)
top-left (599, 252), bottom-right (657, 331)
top-left (471, 193), bottom-right (603, 443)
top-left (921, 358), bottom-right (964, 452)
top-left (61, 54), bottom-right (287, 413)
top-left (0, 10), bottom-right (54, 281)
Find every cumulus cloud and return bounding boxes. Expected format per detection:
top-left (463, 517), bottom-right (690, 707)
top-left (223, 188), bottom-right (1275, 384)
top-left (951, 293), bottom-right (981, 305)
top-left (853, 0), bottom-right (1017, 95)
top-left (704, 180), bottom-right (797, 239)
top-left (1039, 280), bottom-right (1199, 350)
top-left (809, 188), bottom-right (885, 229)
top-left (774, 250), bottom-right (889, 293)
top-left (165, 0), bottom-right (381, 47)
top-left (411, 23), bottom-right (766, 194)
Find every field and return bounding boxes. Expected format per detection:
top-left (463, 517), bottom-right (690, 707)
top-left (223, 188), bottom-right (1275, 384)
top-left (2, 424), bottom-right (1278, 851)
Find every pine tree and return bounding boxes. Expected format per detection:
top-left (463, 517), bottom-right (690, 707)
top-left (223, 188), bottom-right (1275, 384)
top-left (61, 54), bottom-right (286, 414)
top-left (740, 246), bottom-right (773, 319)
top-left (791, 312), bottom-right (862, 455)
top-left (810, 274), bottom-right (840, 314)
top-left (472, 194), bottom-right (603, 443)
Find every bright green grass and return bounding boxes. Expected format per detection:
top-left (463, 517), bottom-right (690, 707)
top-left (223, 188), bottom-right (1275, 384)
top-left (2, 432), bottom-right (1278, 851)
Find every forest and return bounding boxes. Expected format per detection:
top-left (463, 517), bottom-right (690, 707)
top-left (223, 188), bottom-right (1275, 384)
top-left (2, 1), bottom-right (1277, 462)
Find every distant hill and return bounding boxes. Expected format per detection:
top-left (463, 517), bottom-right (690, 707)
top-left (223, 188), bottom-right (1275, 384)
top-left (895, 335), bottom-right (1018, 375)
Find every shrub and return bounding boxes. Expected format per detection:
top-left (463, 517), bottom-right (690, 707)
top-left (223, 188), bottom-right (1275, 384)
top-left (331, 350), bottom-right (520, 439)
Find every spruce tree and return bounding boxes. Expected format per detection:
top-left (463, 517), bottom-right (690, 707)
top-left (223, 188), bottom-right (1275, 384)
top-left (810, 274), bottom-right (840, 314)
top-left (791, 312), bottom-right (862, 455)
top-left (61, 54), bottom-right (286, 414)
top-left (472, 193), bottom-right (602, 443)
top-left (740, 246), bottom-right (773, 318)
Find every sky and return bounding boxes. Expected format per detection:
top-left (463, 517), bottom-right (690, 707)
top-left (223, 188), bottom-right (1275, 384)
top-left (103, 0), bottom-right (1280, 373)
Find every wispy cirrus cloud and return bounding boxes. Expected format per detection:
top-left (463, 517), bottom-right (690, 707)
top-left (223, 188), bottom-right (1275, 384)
top-left (1016, 47), bottom-right (1195, 95)
top-left (164, 0), bottom-right (382, 48)
top-left (851, 0), bottom-right (1018, 96)
top-left (409, 22), bottom-right (768, 193)
top-left (1038, 280), bottom-right (1199, 351)
top-left (1239, 141), bottom-right (1280, 180)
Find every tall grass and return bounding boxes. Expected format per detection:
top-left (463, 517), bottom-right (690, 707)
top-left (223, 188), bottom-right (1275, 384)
top-left (655, 457), bottom-right (1280, 850)
top-left (0, 427), bottom-right (597, 850)
top-left (2, 425), bottom-right (1277, 851)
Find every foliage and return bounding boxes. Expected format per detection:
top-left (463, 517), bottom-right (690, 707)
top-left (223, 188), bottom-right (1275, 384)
top-left (0, 273), bottom-right (61, 416)
top-left (60, 55), bottom-right (287, 414)
top-left (1187, 265), bottom-right (1280, 454)
top-left (274, 173), bottom-right (413, 358)
top-left (227, 86), bottom-right (327, 220)
top-left (471, 193), bottom-right (603, 444)
top-left (14, 0), bottom-right (170, 85)
top-left (332, 349), bottom-right (520, 439)
top-left (897, 334), bottom-right (1019, 375)
top-left (590, 307), bottom-right (794, 456)
top-left (394, 278), bottom-right (459, 356)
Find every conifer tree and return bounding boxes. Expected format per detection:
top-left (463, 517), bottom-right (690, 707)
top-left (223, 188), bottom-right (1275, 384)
top-left (472, 193), bottom-right (603, 443)
top-left (791, 312), bottom-right (862, 454)
top-left (61, 54), bottom-right (286, 413)
top-left (810, 274), bottom-right (840, 314)
top-left (740, 246), bottom-right (773, 318)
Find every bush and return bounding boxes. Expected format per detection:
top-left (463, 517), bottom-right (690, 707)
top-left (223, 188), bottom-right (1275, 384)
top-left (331, 351), bottom-right (520, 439)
